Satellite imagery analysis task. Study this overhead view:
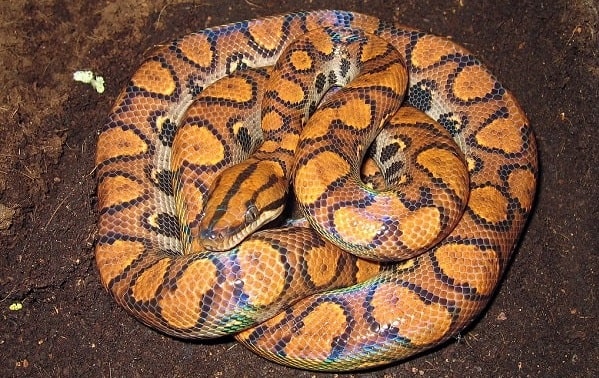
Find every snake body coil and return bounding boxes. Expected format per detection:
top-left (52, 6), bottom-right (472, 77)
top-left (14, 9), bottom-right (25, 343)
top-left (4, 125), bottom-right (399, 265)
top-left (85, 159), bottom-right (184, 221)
top-left (95, 10), bottom-right (537, 371)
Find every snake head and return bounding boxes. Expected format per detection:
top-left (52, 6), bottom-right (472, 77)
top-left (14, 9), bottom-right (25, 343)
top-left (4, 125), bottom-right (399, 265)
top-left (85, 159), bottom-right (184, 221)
top-left (199, 159), bottom-right (288, 251)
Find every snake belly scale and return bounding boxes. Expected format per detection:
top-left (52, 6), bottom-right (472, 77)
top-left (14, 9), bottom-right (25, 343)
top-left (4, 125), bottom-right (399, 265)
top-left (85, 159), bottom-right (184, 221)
top-left (95, 10), bottom-right (537, 371)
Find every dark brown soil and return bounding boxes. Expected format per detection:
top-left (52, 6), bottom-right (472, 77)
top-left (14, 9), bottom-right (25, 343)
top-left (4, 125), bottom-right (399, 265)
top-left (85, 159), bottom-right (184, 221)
top-left (1, 0), bottom-right (597, 377)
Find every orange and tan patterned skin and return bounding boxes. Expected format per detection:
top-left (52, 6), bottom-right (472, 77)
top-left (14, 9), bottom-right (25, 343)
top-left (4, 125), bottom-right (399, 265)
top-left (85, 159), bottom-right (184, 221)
top-left (95, 10), bottom-right (537, 371)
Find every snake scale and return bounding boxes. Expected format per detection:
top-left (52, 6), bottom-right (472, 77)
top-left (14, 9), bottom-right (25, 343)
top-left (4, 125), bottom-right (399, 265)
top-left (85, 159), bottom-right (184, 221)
top-left (95, 10), bottom-right (537, 371)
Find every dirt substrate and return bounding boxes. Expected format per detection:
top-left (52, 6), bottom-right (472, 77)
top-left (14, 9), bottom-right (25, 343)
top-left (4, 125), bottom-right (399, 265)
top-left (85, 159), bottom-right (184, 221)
top-left (1, 1), bottom-right (597, 377)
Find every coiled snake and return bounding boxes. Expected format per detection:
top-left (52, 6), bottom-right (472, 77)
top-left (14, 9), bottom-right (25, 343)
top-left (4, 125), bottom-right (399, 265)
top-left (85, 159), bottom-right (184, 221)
top-left (95, 10), bottom-right (537, 371)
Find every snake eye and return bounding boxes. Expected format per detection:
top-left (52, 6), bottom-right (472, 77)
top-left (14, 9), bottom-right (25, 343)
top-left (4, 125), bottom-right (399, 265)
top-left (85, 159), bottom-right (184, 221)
top-left (245, 204), bottom-right (259, 224)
